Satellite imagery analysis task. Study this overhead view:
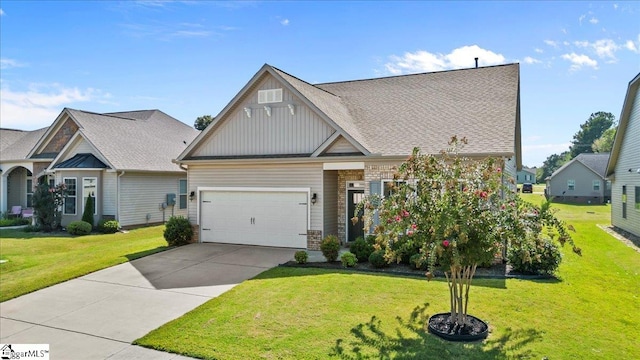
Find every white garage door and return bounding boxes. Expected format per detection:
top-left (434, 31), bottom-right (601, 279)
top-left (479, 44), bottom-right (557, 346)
top-left (200, 190), bottom-right (308, 248)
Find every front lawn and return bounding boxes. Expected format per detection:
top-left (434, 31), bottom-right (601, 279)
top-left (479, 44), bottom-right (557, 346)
top-left (136, 196), bottom-right (639, 359)
top-left (0, 226), bottom-right (168, 302)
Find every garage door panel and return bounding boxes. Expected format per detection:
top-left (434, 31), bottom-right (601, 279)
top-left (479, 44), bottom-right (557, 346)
top-left (200, 190), bottom-right (308, 248)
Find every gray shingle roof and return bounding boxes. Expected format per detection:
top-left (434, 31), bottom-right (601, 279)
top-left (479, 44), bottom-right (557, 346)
top-left (313, 64), bottom-right (520, 156)
top-left (63, 109), bottom-right (199, 172)
top-left (551, 153), bottom-right (610, 178)
top-left (0, 128), bottom-right (48, 162)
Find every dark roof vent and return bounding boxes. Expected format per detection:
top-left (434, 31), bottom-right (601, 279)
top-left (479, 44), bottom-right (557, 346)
top-left (475, 57), bottom-right (479, 68)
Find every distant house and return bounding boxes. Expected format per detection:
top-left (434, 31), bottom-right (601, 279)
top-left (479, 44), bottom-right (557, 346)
top-left (545, 153), bottom-right (610, 204)
top-left (1, 108), bottom-right (199, 228)
top-left (517, 167), bottom-right (536, 184)
top-left (176, 63), bottom-right (522, 249)
top-left (606, 73), bottom-right (640, 238)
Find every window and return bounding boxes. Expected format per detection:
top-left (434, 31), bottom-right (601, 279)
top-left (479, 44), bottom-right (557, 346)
top-left (83, 177), bottom-right (97, 215)
top-left (26, 178), bottom-right (33, 207)
top-left (179, 179), bottom-right (187, 209)
top-left (593, 180), bottom-right (600, 191)
top-left (64, 178), bottom-right (77, 215)
top-left (258, 88), bottom-right (283, 104)
top-left (382, 180), bottom-right (406, 197)
top-left (49, 179), bottom-right (55, 189)
top-left (567, 179), bottom-right (575, 191)
top-left (635, 187), bottom-right (640, 211)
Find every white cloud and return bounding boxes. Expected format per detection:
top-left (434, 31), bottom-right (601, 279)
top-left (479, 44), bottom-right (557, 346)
top-left (280, 18), bottom-right (290, 26)
top-left (613, 3), bottom-right (618, 10)
top-left (589, 17), bottom-right (599, 24)
top-left (561, 53), bottom-right (598, 71)
top-left (384, 45), bottom-right (506, 74)
top-left (625, 35), bottom-right (640, 53)
top-left (534, 48), bottom-right (543, 54)
top-left (0, 58), bottom-right (25, 69)
top-left (578, 14), bottom-right (586, 25)
top-left (544, 40), bottom-right (559, 48)
top-left (574, 39), bottom-right (620, 60)
top-left (0, 83), bottom-right (112, 130)
top-left (0, 8), bottom-right (4, 16)
top-left (523, 56), bottom-right (541, 64)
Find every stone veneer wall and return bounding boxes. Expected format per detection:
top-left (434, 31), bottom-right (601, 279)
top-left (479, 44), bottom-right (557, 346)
top-left (190, 224), bottom-right (199, 243)
top-left (337, 170), bottom-right (364, 244)
top-left (364, 163), bottom-right (399, 196)
top-left (307, 230), bottom-right (322, 250)
top-left (42, 119), bottom-right (79, 154)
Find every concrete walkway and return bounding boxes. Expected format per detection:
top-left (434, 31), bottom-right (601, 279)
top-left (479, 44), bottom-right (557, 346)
top-left (0, 243), bottom-right (296, 359)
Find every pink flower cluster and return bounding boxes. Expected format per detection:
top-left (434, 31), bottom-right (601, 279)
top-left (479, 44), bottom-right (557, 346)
top-left (442, 240), bottom-right (450, 247)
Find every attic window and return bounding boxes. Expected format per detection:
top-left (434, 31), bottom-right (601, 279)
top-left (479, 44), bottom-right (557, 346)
top-left (258, 89), bottom-right (283, 104)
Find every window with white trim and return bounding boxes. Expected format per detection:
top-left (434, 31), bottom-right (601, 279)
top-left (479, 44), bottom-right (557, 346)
top-left (258, 89), bottom-right (283, 104)
top-left (567, 179), bottom-right (575, 191)
top-left (382, 180), bottom-right (406, 197)
top-left (635, 187), bottom-right (640, 211)
top-left (64, 178), bottom-right (77, 215)
top-left (83, 177), bottom-right (97, 215)
top-left (179, 179), bottom-right (187, 209)
top-left (593, 180), bottom-right (600, 191)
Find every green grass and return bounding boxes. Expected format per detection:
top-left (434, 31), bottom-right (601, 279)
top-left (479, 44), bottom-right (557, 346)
top-left (136, 196), bottom-right (640, 359)
top-left (0, 225), bottom-right (168, 302)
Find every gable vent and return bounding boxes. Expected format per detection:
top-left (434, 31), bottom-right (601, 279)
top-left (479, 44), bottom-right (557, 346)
top-left (258, 89), bottom-right (283, 104)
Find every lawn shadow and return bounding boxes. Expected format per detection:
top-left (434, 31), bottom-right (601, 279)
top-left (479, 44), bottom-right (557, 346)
top-left (331, 303), bottom-right (543, 359)
top-left (125, 246), bottom-right (171, 261)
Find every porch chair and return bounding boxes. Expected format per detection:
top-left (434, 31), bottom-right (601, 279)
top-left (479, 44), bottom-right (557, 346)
top-left (8, 206), bottom-right (22, 218)
top-left (21, 208), bottom-right (34, 219)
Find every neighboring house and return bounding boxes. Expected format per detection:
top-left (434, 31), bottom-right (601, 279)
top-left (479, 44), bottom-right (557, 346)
top-left (176, 63), bottom-right (522, 249)
top-left (545, 153), bottom-right (611, 204)
top-left (517, 167), bottom-right (536, 184)
top-left (0, 127), bottom-right (49, 214)
top-left (1, 108), bottom-right (199, 228)
top-left (606, 73), bottom-right (640, 238)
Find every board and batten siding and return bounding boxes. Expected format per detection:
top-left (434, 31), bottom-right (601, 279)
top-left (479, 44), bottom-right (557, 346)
top-left (102, 171), bottom-right (117, 216)
top-left (612, 88), bottom-right (640, 236)
top-left (193, 75), bottom-right (336, 157)
top-left (188, 163), bottom-right (324, 232)
top-left (118, 172), bottom-right (188, 227)
top-left (323, 170), bottom-right (338, 237)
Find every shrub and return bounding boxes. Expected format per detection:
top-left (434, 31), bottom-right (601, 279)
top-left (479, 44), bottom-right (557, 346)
top-left (369, 250), bottom-right (387, 268)
top-left (98, 220), bottom-right (119, 234)
top-left (0, 218), bottom-right (30, 227)
top-left (23, 224), bottom-right (41, 233)
top-left (163, 216), bottom-right (193, 246)
top-left (349, 236), bottom-right (374, 262)
top-left (67, 221), bottom-right (92, 235)
top-left (82, 195), bottom-right (95, 226)
top-left (340, 251), bottom-right (357, 268)
top-left (410, 253), bottom-right (428, 270)
top-left (508, 236), bottom-right (562, 275)
top-left (320, 235), bottom-right (341, 262)
top-left (294, 251), bottom-right (308, 264)
top-left (32, 182), bottom-right (66, 232)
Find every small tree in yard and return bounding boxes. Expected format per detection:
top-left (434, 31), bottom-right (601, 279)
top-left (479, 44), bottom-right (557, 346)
top-left (82, 195), bottom-right (95, 227)
top-left (32, 182), bottom-right (67, 232)
top-left (358, 136), bottom-right (580, 339)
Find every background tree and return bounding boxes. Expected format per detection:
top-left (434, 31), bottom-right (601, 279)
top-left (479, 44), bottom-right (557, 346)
top-left (82, 195), bottom-right (95, 227)
top-left (538, 151), bottom-right (570, 183)
top-left (592, 126), bottom-right (616, 153)
top-left (194, 115), bottom-right (214, 131)
top-left (32, 183), bottom-right (67, 232)
top-left (568, 111), bottom-right (615, 158)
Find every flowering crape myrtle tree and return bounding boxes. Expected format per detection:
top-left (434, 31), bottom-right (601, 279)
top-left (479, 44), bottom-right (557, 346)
top-left (32, 182), bottom-right (67, 231)
top-left (357, 137), bottom-right (577, 335)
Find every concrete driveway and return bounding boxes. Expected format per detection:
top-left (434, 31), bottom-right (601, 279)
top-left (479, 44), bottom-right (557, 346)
top-left (0, 243), bottom-right (296, 359)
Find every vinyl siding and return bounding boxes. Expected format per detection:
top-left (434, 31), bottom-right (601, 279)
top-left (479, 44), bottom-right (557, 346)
top-left (323, 170), bottom-right (338, 236)
top-left (326, 136), bottom-right (360, 154)
top-left (102, 172), bottom-right (117, 216)
top-left (54, 170), bottom-right (103, 226)
top-left (612, 89), bottom-right (640, 236)
top-left (193, 75), bottom-right (335, 157)
top-left (548, 162), bottom-right (605, 200)
top-left (118, 172), bottom-right (188, 227)
top-left (188, 163), bottom-right (324, 231)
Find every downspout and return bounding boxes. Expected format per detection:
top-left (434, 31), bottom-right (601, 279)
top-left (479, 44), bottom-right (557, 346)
top-left (117, 171), bottom-right (125, 224)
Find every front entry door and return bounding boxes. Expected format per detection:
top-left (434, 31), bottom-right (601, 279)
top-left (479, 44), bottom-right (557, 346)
top-left (347, 189), bottom-right (365, 242)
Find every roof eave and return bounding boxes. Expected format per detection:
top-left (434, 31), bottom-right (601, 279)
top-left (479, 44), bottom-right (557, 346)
top-left (606, 72), bottom-right (640, 176)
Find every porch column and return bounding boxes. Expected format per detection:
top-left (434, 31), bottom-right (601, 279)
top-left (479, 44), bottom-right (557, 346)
top-left (0, 172), bottom-right (6, 213)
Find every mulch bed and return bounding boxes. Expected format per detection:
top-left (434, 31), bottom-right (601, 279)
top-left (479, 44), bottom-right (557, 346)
top-left (281, 259), bottom-right (552, 280)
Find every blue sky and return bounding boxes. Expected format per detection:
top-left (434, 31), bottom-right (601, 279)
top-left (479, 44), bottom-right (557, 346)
top-left (1, 1), bottom-right (638, 167)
